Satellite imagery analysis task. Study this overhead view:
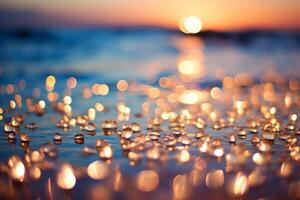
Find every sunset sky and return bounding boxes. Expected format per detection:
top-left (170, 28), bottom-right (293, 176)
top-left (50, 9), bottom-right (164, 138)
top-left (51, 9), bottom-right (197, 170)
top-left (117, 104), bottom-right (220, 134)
top-left (1, 0), bottom-right (300, 31)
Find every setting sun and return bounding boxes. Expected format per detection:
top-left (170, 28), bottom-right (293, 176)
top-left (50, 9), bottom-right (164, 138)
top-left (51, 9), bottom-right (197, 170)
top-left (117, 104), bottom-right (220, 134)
top-left (179, 16), bottom-right (203, 34)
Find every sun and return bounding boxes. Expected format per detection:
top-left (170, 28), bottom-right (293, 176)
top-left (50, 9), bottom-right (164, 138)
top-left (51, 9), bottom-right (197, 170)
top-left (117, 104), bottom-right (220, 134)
top-left (179, 16), bottom-right (203, 34)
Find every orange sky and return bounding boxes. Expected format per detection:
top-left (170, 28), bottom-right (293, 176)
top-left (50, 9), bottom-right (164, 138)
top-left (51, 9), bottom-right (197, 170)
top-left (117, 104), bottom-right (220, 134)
top-left (2, 0), bottom-right (300, 30)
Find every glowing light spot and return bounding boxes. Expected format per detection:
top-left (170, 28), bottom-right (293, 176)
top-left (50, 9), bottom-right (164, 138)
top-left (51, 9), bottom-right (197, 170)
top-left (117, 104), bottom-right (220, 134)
top-left (173, 174), bottom-right (190, 200)
top-left (38, 100), bottom-right (46, 109)
top-left (9, 156), bottom-right (25, 182)
top-left (117, 80), bottom-right (128, 92)
top-left (56, 164), bottom-right (76, 190)
top-left (205, 169), bottom-right (224, 189)
top-left (95, 102), bottom-right (104, 112)
top-left (180, 90), bottom-right (201, 105)
top-left (99, 144), bottom-right (113, 159)
top-left (92, 84), bottom-right (109, 95)
top-left (47, 92), bottom-right (58, 102)
top-left (179, 16), bottom-right (203, 34)
top-left (178, 60), bottom-right (196, 75)
top-left (67, 77), bottom-right (77, 89)
top-left (63, 96), bottom-right (72, 105)
top-left (229, 172), bottom-right (249, 197)
top-left (136, 170), bottom-right (159, 192)
top-left (10, 100), bottom-right (16, 109)
top-left (176, 149), bottom-right (190, 163)
top-left (87, 161), bottom-right (109, 180)
top-left (210, 87), bottom-right (222, 99)
top-left (88, 108), bottom-right (96, 121)
top-left (177, 56), bottom-right (204, 81)
top-left (148, 87), bottom-right (160, 99)
top-left (46, 75), bottom-right (56, 92)
top-left (30, 166), bottom-right (41, 180)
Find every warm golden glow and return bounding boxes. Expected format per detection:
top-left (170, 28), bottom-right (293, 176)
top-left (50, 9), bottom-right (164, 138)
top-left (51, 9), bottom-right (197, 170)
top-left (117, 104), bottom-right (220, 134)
top-left (92, 84), bottom-right (109, 95)
top-left (46, 75), bottom-right (56, 92)
top-left (179, 16), bottom-right (203, 34)
top-left (63, 96), bottom-right (72, 105)
top-left (87, 161), bottom-right (109, 180)
top-left (99, 144), bottom-right (113, 159)
top-left (176, 149), bottom-right (190, 163)
top-left (56, 164), bottom-right (76, 190)
top-left (180, 90), bottom-right (201, 105)
top-left (67, 77), bottom-right (77, 89)
top-left (88, 108), bottom-right (96, 121)
top-left (205, 169), bottom-right (224, 189)
top-left (178, 60), bottom-right (196, 75)
top-left (136, 170), bottom-right (159, 192)
top-left (229, 172), bottom-right (249, 197)
top-left (173, 174), bottom-right (190, 200)
top-left (95, 102), bottom-right (104, 112)
top-left (9, 156), bottom-right (25, 182)
top-left (117, 80), bottom-right (128, 92)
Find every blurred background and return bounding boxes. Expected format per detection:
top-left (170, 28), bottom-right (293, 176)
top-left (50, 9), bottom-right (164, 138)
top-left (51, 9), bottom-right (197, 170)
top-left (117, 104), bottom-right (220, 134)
top-left (0, 0), bottom-right (300, 83)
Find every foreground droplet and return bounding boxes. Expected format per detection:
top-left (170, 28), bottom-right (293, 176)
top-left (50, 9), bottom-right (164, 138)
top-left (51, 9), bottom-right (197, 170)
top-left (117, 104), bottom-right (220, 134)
top-left (136, 170), bottom-right (159, 192)
top-left (4, 123), bottom-right (15, 133)
top-left (251, 135), bottom-right (260, 144)
top-left (87, 160), bottom-right (109, 180)
top-left (257, 141), bottom-right (272, 152)
top-left (29, 166), bottom-right (41, 180)
top-left (7, 132), bottom-right (16, 140)
top-left (173, 174), bottom-right (190, 200)
top-left (102, 120), bottom-right (117, 130)
top-left (99, 144), bottom-right (113, 159)
top-left (128, 151), bottom-right (142, 161)
top-left (147, 146), bottom-right (161, 160)
top-left (131, 122), bottom-right (141, 132)
top-left (82, 122), bottom-right (96, 132)
top-left (278, 161), bottom-right (293, 178)
top-left (74, 133), bottom-right (84, 144)
top-left (25, 122), bottom-right (37, 129)
top-left (95, 139), bottom-right (108, 148)
top-left (211, 146), bottom-right (224, 158)
top-left (29, 150), bottom-right (45, 163)
top-left (237, 129), bottom-right (247, 137)
top-left (176, 149), bottom-right (190, 163)
top-left (8, 156), bottom-right (25, 182)
top-left (262, 131), bottom-right (275, 141)
top-left (252, 152), bottom-right (271, 165)
top-left (83, 146), bottom-right (97, 154)
top-left (56, 164), bottom-right (76, 190)
top-left (53, 133), bottom-right (63, 141)
top-left (228, 172), bottom-right (249, 197)
top-left (205, 169), bottom-right (224, 189)
top-left (248, 167), bottom-right (266, 187)
top-left (228, 133), bottom-right (236, 143)
top-left (20, 133), bottom-right (30, 142)
top-left (121, 127), bottom-right (133, 139)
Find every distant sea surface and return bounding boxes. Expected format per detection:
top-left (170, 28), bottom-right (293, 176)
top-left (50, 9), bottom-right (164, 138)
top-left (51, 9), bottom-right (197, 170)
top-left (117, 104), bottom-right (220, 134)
top-left (0, 28), bottom-right (300, 84)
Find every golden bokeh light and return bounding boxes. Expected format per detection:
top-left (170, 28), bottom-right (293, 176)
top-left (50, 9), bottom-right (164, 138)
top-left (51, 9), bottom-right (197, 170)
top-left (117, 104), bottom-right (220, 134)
top-left (136, 170), bottom-right (159, 192)
top-left (205, 169), bottom-right (224, 189)
top-left (46, 75), bottom-right (56, 92)
top-left (179, 16), bottom-right (203, 34)
top-left (173, 174), bottom-right (190, 200)
top-left (177, 54), bottom-right (204, 81)
top-left (56, 164), bottom-right (76, 190)
top-left (228, 172), bottom-right (249, 197)
top-left (179, 90), bottom-right (208, 105)
top-left (87, 161), bottom-right (109, 180)
top-left (117, 80), bottom-right (128, 91)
